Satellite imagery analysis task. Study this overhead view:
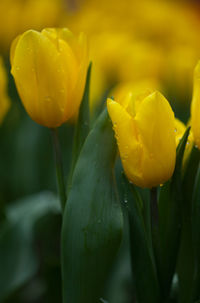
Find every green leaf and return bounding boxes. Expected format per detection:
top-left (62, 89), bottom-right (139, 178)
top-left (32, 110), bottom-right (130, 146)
top-left (191, 163), bottom-right (200, 301)
top-left (0, 192), bottom-right (60, 302)
top-left (122, 175), bottom-right (160, 303)
top-left (156, 127), bottom-right (190, 300)
top-left (178, 143), bottom-right (200, 303)
top-left (61, 109), bottom-right (123, 303)
top-left (67, 63), bottom-right (92, 193)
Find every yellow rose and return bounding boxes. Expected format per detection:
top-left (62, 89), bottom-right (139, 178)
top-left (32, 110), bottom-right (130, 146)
top-left (10, 28), bottom-right (88, 128)
top-left (107, 90), bottom-right (176, 188)
top-left (0, 57), bottom-right (10, 124)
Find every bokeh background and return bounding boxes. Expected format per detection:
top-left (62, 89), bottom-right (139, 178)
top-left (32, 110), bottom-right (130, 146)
top-left (0, 0), bottom-right (200, 302)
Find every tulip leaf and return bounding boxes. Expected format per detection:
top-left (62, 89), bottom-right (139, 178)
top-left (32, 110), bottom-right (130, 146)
top-left (156, 127), bottom-right (190, 300)
top-left (122, 175), bottom-right (160, 303)
top-left (0, 192), bottom-right (60, 302)
top-left (177, 143), bottom-right (200, 303)
top-left (67, 63), bottom-right (92, 192)
top-left (62, 109), bottom-right (123, 303)
top-left (191, 163), bottom-right (200, 301)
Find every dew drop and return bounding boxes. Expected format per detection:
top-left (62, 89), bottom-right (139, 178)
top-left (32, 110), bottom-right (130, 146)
top-left (44, 96), bottom-right (52, 103)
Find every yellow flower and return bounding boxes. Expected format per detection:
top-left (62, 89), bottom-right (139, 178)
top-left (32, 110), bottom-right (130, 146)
top-left (174, 118), bottom-right (194, 171)
top-left (191, 61), bottom-right (200, 149)
top-left (174, 118), bottom-right (187, 147)
top-left (10, 28), bottom-right (88, 128)
top-left (0, 0), bottom-right (63, 53)
top-left (0, 57), bottom-right (10, 124)
top-left (107, 90), bottom-right (176, 188)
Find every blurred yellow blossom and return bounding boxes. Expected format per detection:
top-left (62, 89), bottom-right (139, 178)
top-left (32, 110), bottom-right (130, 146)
top-left (63, 0), bottom-right (200, 110)
top-left (0, 0), bottom-right (64, 53)
top-left (191, 61), bottom-right (200, 149)
top-left (174, 118), bottom-right (194, 170)
top-left (0, 58), bottom-right (11, 124)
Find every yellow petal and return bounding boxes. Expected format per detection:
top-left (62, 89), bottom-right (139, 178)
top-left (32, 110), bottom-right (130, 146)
top-left (10, 34), bottom-right (21, 67)
top-left (107, 98), bottom-right (143, 186)
top-left (134, 91), bottom-right (176, 187)
top-left (11, 29), bottom-right (78, 127)
top-left (174, 118), bottom-right (186, 147)
top-left (0, 58), bottom-right (10, 124)
top-left (191, 61), bottom-right (200, 149)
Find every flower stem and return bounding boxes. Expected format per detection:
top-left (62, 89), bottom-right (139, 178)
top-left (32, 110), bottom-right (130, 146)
top-left (150, 187), bottom-right (158, 230)
top-left (51, 128), bottom-right (66, 212)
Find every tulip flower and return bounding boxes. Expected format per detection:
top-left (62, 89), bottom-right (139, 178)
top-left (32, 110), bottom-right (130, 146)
top-left (107, 90), bottom-right (176, 188)
top-left (10, 28), bottom-right (88, 128)
top-left (191, 61), bottom-right (200, 149)
top-left (0, 57), bottom-right (10, 124)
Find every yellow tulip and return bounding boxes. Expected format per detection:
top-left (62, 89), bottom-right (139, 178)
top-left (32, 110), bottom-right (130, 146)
top-left (0, 0), bottom-right (63, 53)
top-left (174, 118), bottom-right (194, 168)
top-left (174, 118), bottom-right (187, 147)
top-left (191, 61), bottom-right (200, 149)
top-left (10, 28), bottom-right (88, 128)
top-left (0, 57), bottom-right (10, 124)
top-left (107, 90), bottom-right (176, 188)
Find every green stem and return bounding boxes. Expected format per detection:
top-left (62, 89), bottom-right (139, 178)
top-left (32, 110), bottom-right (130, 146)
top-left (0, 202), bottom-right (5, 223)
top-left (51, 128), bottom-right (66, 212)
top-left (150, 187), bottom-right (158, 230)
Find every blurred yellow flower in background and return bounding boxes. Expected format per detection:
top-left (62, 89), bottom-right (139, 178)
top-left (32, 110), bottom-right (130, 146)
top-left (174, 118), bottom-right (194, 170)
top-left (63, 0), bottom-right (200, 110)
top-left (0, 0), bottom-right (198, 116)
top-left (174, 119), bottom-right (187, 148)
top-left (10, 28), bottom-right (88, 128)
top-left (0, 57), bottom-right (10, 124)
top-left (0, 0), bottom-right (64, 53)
top-left (107, 90), bottom-right (176, 188)
top-left (191, 61), bottom-right (200, 149)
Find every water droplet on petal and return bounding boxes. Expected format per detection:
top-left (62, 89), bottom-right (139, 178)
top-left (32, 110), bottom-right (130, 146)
top-left (44, 96), bottom-right (52, 103)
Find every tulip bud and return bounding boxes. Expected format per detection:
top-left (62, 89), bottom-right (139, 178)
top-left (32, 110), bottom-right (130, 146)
top-left (0, 57), bottom-right (10, 124)
top-left (107, 90), bottom-right (176, 188)
top-left (10, 28), bottom-right (88, 128)
top-left (191, 61), bottom-right (200, 149)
